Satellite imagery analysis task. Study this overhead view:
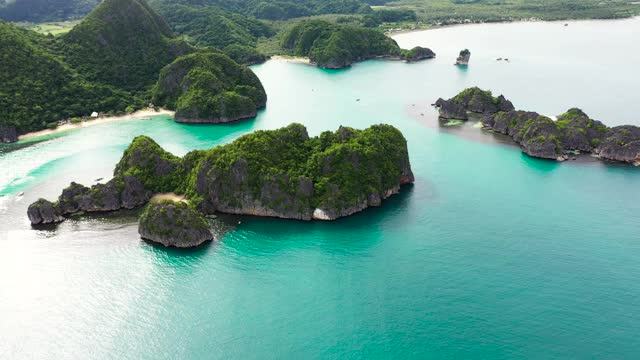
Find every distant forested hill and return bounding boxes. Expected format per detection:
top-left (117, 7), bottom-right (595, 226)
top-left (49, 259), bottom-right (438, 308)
top-left (155, 0), bottom-right (372, 20)
top-left (0, 0), bottom-right (100, 22)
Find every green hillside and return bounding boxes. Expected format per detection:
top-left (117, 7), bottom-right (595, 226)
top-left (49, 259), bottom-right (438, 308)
top-left (0, 20), bottom-right (129, 133)
top-left (62, 0), bottom-right (193, 91)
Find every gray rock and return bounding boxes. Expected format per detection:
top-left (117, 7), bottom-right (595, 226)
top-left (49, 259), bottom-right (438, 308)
top-left (120, 175), bottom-right (151, 209)
top-left (0, 125), bottom-right (18, 143)
top-left (435, 98), bottom-right (468, 120)
top-left (57, 182), bottom-right (90, 215)
top-left (596, 125), bottom-right (640, 165)
top-left (28, 199), bottom-right (64, 225)
top-left (455, 49), bottom-right (471, 66)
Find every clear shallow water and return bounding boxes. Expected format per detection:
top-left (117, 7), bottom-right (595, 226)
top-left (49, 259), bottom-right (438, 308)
top-left (2, 19), bottom-right (640, 359)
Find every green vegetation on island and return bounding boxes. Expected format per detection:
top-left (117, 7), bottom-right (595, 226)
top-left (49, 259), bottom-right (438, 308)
top-left (150, 3), bottom-right (274, 49)
top-left (61, 0), bottom-right (193, 91)
top-left (152, 51), bottom-right (267, 123)
top-left (0, 0), bottom-right (268, 141)
top-left (28, 123), bottom-right (415, 224)
top-left (0, 20), bottom-right (130, 134)
top-left (281, 19), bottom-right (400, 68)
top-left (139, 200), bottom-right (214, 248)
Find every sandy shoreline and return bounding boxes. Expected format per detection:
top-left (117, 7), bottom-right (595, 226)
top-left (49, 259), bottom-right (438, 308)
top-left (270, 55), bottom-right (311, 64)
top-left (151, 193), bottom-right (187, 203)
top-left (18, 109), bottom-right (175, 141)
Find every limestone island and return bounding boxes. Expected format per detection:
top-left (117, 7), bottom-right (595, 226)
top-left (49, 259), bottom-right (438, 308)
top-left (28, 123), bottom-right (414, 235)
top-left (435, 87), bottom-right (640, 165)
top-left (152, 51), bottom-right (267, 124)
top-left (455, 49), bottom-right (471, 66)
top-left (281, 19), bottom-right (435, 68)
top-left (139, 200), bottom-right (214, 248)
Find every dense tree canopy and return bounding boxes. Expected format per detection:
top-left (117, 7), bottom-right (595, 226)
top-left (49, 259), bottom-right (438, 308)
top-left (62, 0), bottom-right (193, 91)
top-left (282, 19), bottom-right (400, 68)
top-left (0, 0), bottom-right (99, 22)
top-left (152, 51), bottom-right (267, 123)
top-left (0, 20), bottom-right (130, 133)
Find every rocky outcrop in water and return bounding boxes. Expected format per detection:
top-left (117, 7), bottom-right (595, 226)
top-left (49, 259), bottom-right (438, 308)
top-left (29, 123), bottom-right (414, 225)
top-left (138, 200), bottom-right (213, 248)
top-left (435, 88), bottom-right (640, 165)
top-left (0, 125), bottom-right (18, 143)
top-left (27, 176), bottom-right (151, 225)
top-left (402, 46), bottom-right (436, 62)
top-left (27, 199), bottom-right (64, 225)
top-left (455, 49), bottom-right (471, 66)
top-left (435, 87), bottom-right (514, 119)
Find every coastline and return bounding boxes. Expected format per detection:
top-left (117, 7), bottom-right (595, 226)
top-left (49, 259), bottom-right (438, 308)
top-left (388, 15), bottom-right (640, 37)
top-left (269, 55), bottom-right (311, 64)
top-left (18, 109), bottom-right (175, 141)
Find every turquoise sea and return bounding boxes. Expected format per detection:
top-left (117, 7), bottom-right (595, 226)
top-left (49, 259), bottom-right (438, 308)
top-left (1, 18), bottom-right (640, 359)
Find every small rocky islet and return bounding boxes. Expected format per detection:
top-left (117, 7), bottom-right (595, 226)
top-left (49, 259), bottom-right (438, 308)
top-left (139, 200), bottom-right (214, 248)
top-left (434, 87), bottom-right (640, 165)
top-left (28, 123), bottom-right (414, 247)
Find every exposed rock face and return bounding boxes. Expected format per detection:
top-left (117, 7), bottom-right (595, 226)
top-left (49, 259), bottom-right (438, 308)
top-left (192, 123), bottom-right (415, 221)
top-left (439, 87), bottom-right (640, 165)
top-left (403, 46), bottom-right (436, 62)
top-left (596, 126), bottom-right (640, 165)
top-left (0, 125), bottom-right (18, 143)
top-left (27, 176), bottom-right (151, 225)
top-left (435, 98), bottom-right (468, 120)
top-left (195, 159), bottom-right (316, 220)
top-left (518, 116), bottom-right (563, 160)
top-left (455, 49), bottom-right (471, 66)
top-left (557, 108), bottom-right (608, 152)
top-left (28, 199), bottom-right (64, 225)
top-left (435, 87), bottom-right (514, 120)
top-left (138, 200), bottom-right (213, 248)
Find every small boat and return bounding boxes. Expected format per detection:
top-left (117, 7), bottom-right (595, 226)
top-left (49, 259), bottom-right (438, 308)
top-left (356, 99), bottom-right (360, 102)
top-left (18, 192), bottom-right (24, 197)
top-left (497, 58), bottom-right (503, 61)
top-left (95, 177), bottom-right (103, 182)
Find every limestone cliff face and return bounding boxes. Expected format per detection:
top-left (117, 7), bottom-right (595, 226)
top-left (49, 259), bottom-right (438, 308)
top-left (195, 159), bottom-right (316, 220)
top-left (28, 199), bottom-right (65, 225)
top-left (435, 98), bottom-right (468, 120)
top-left (455, 49), bottom-right (471, 66)
top-left (191, 124), bottom-right (415, 221)
top-left (596, 126), bottom-right (640, 165)
top-left (0, 125), bottom-right (18, 143)
top-left (138, 200), bottom-right (213, 248)
top-left (27, 176), bottom-right (151, 225)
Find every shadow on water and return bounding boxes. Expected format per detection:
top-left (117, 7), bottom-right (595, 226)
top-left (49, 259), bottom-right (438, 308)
top-left (222, 184), bottom-right (416, 255)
